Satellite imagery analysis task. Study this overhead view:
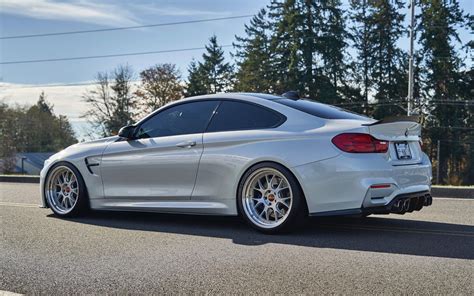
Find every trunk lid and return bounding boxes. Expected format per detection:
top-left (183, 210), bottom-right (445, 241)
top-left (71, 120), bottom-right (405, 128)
top-left (363, 116), bottom-right (422, 166)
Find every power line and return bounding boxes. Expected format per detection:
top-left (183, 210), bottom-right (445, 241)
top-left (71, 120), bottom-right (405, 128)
top-left (334, 99), bottom-right (474, 107)
top-left (0, 45), bottom-right (233, 65)
top-left (0, 81), bottom-right (107, 89)
top-left (426, 126), bottom-right (474, 131)
top-left (0, 15), bottom-right (254, 40)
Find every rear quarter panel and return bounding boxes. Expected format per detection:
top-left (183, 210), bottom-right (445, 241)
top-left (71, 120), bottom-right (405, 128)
top-left (192, 129), bottom-right (341, 214)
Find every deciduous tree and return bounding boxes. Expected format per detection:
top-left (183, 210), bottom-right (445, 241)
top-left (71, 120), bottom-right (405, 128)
top-left (136, 63), bottom-right (184, 114)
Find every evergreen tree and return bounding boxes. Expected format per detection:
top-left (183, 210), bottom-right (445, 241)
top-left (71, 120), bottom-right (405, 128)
top-left (369, 0), bottom-right (407, 119)
top-left (233, 9), bottom-right (274, 92)
top-left (0, 92), bottom-right (77, 171)
top-left (418, 0), bottom-right (468, 184)
top-left (265, 0), bottom-right (350, 102)
top-left (268, 0), bottom-right (305, 94)
top-left (185, 36), bottom-right (233, 95)
top-left (200, 35), bottom-right (234, 93)
top-left (349, 0), bottom-right (374, 113)
top-left (185, 59), bottom-right (207, 97)
top-left (0, 102), bottom-right (20, 172)
top-left (319, 0), bottom-right (348, 103)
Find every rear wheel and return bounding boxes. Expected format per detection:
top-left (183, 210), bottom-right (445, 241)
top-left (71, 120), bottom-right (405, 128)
top-left (45, 162), bottom-right (88, 217)
top-left (238, 162), bottom-right (307, 234)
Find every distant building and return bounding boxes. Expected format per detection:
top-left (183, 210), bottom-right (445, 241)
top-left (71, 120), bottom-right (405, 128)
top-left (13, 153), bottom-right (55, 175)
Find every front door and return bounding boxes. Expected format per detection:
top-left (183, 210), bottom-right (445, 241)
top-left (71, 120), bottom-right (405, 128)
top-left (100, 100), bottom-right (219, 201)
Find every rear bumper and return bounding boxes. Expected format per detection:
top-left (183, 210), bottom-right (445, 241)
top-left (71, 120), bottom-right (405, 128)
top-left (292, 152), bottom-right (432, 214)
top-left (362, 190), bottom-right (432, 215)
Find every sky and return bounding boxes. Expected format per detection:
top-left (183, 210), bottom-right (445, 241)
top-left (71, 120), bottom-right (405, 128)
top-left (0, 0), bottom-right (472, 140)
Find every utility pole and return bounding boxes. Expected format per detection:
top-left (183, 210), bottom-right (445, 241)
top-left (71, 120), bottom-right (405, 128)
top-left (21, 156), bottom-right (27, 175)
top-left (436, 140), bottom-right (440, 184)
top-left (407, 0), bottom-right (415, 116)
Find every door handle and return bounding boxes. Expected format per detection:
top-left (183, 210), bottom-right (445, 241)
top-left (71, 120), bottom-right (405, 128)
top-left (176, 141), bottom-right (196, 148)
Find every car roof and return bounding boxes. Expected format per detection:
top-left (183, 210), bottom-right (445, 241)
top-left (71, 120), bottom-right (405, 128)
top-left (136, 93), bottom-right (285, 125)
top-left (181, 92), bottom-right (283, 102)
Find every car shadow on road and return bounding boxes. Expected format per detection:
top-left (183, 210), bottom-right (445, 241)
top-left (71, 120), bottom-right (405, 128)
top-left (49, 211), bottom-right (474, 260)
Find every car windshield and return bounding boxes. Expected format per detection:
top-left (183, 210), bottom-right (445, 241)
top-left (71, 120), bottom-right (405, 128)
top-left (275, 98), bottom-right (370, 120)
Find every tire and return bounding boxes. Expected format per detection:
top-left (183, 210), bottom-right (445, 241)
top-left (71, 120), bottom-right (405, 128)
top-left (237, 162), bottom-right (307, 234)
top-left (44, 162), bottom-right (89, 217)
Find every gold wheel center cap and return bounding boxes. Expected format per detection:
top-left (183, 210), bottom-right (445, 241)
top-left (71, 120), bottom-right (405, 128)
top-left (267, 194), bottom-right (275, 202)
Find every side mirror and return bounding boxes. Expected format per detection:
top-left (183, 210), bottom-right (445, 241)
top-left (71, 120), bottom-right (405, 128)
top-left (118, 125), bottom-right (135, 139)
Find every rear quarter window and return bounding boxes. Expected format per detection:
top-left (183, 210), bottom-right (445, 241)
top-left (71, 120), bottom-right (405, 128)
top-left (206, 100), bottom-right (285, 132)
top-left (276, 99), bottom-right (369, 120)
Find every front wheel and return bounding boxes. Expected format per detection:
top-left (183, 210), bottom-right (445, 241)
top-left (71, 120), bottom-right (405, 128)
top-left (44, 162), bottom-right (88, 217)
top-left (237, 162), bottom-right (307, 234)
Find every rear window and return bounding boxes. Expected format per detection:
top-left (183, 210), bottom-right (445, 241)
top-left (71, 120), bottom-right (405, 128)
top-left (276, 99), bottom-right (369, 120)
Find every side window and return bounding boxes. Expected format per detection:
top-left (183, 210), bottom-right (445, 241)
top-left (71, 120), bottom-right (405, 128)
top-left (136, 101), bottom-right (219, 139)
top-left (206, 101), bottom-right (284, 133)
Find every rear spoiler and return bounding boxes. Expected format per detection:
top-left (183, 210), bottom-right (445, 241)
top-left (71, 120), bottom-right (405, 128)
top-left (362, 115), bottom-right (419, 126)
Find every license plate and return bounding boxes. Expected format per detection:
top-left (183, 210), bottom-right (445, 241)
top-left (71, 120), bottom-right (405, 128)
top-left (395, 142), bottom-right (412, 160)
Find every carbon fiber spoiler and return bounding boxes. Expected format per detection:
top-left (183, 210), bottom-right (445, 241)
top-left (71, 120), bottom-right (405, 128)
top-left (362, 115), bottom-right (419, 126)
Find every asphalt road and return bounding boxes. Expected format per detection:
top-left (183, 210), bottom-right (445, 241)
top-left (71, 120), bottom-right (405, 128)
top-left (1, 182), bottom-right (473, 295)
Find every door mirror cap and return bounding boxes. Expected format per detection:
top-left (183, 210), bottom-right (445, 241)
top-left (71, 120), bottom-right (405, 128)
top-left (118, 125), bottom-right (135, 139)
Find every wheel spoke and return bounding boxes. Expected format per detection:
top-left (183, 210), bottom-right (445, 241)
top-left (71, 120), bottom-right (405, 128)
top-left (61, 196), bottom-right (67, 207)
top-left (257, 179), bottom-right (264, 190)
top-left (276, 178), bottom-right (283, 189)
top-left (264, 207), bottom-right (270, 220)
top-left (274, 206), bottom-right (284, 219)
top-left (278, 200), bottom-right (290, 208)
top-left (57, 193), bottom-right (64, 204)
top-left (264, 175), bottom-right (271, 189)
top-left (269, 175), bottom-right (276, 189)
top-left (252, 196), bottom-right (260, 204)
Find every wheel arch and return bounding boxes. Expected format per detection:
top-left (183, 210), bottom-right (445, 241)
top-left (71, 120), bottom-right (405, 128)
top-left (235, 159), bottom-right (309, 216)
top-left (42, 160), bottom-right (90, 209)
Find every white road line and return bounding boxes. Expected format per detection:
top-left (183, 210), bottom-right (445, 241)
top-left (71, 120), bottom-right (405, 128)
top-left (0, 290), bottom-right (24, 296)
top-left (0, 201), bottom-right (39, 208)
top-left (320, 223), bottom-right (474, 237)
top-left (433, 197), bottom-right (474, 201)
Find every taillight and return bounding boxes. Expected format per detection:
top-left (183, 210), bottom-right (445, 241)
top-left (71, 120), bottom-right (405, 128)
top-left (331, 133), bottom-right (388, 153)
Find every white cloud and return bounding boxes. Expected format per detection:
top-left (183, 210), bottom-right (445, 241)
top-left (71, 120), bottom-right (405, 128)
top-left (130, 3), bottom-right (231, 17)
top-left (0, 0), bottom-right (139, 27)
top-left (0, 82), bottom-right (94, 139)
top-left (0, 81), bottom-right (143, 140)
top-left (0, 82), bottom-right (91, 120)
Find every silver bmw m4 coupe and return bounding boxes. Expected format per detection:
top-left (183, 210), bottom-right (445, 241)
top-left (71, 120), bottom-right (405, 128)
top-left (41, 92), bottom-right (432, 233)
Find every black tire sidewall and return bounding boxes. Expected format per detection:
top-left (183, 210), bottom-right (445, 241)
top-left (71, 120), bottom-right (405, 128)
top-left (237, 162), bottom-right (307, 234)
top-left (45, 161), bottom-right (88, 217)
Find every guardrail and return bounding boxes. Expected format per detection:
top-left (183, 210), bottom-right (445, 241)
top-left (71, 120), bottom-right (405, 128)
top-left (0, 175), bottom-right (472, 198)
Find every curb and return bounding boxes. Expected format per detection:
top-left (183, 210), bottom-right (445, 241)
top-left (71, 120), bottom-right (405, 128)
top-left (431, 186), bottom-right (473, 199)
top-left (0, 175), bottom-right (472, 198)
top-left (0, 175), bottom-right (40, 184)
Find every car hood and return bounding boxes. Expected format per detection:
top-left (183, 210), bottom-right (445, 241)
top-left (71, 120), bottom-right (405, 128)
top-left (45, 136), bottom-right (119, 165)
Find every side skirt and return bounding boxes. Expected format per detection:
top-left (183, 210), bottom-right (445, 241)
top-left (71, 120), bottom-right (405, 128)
top-left (309, 208), bottom-right (362, 217)
top-left (90, 199), bottom-right (237, 216)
